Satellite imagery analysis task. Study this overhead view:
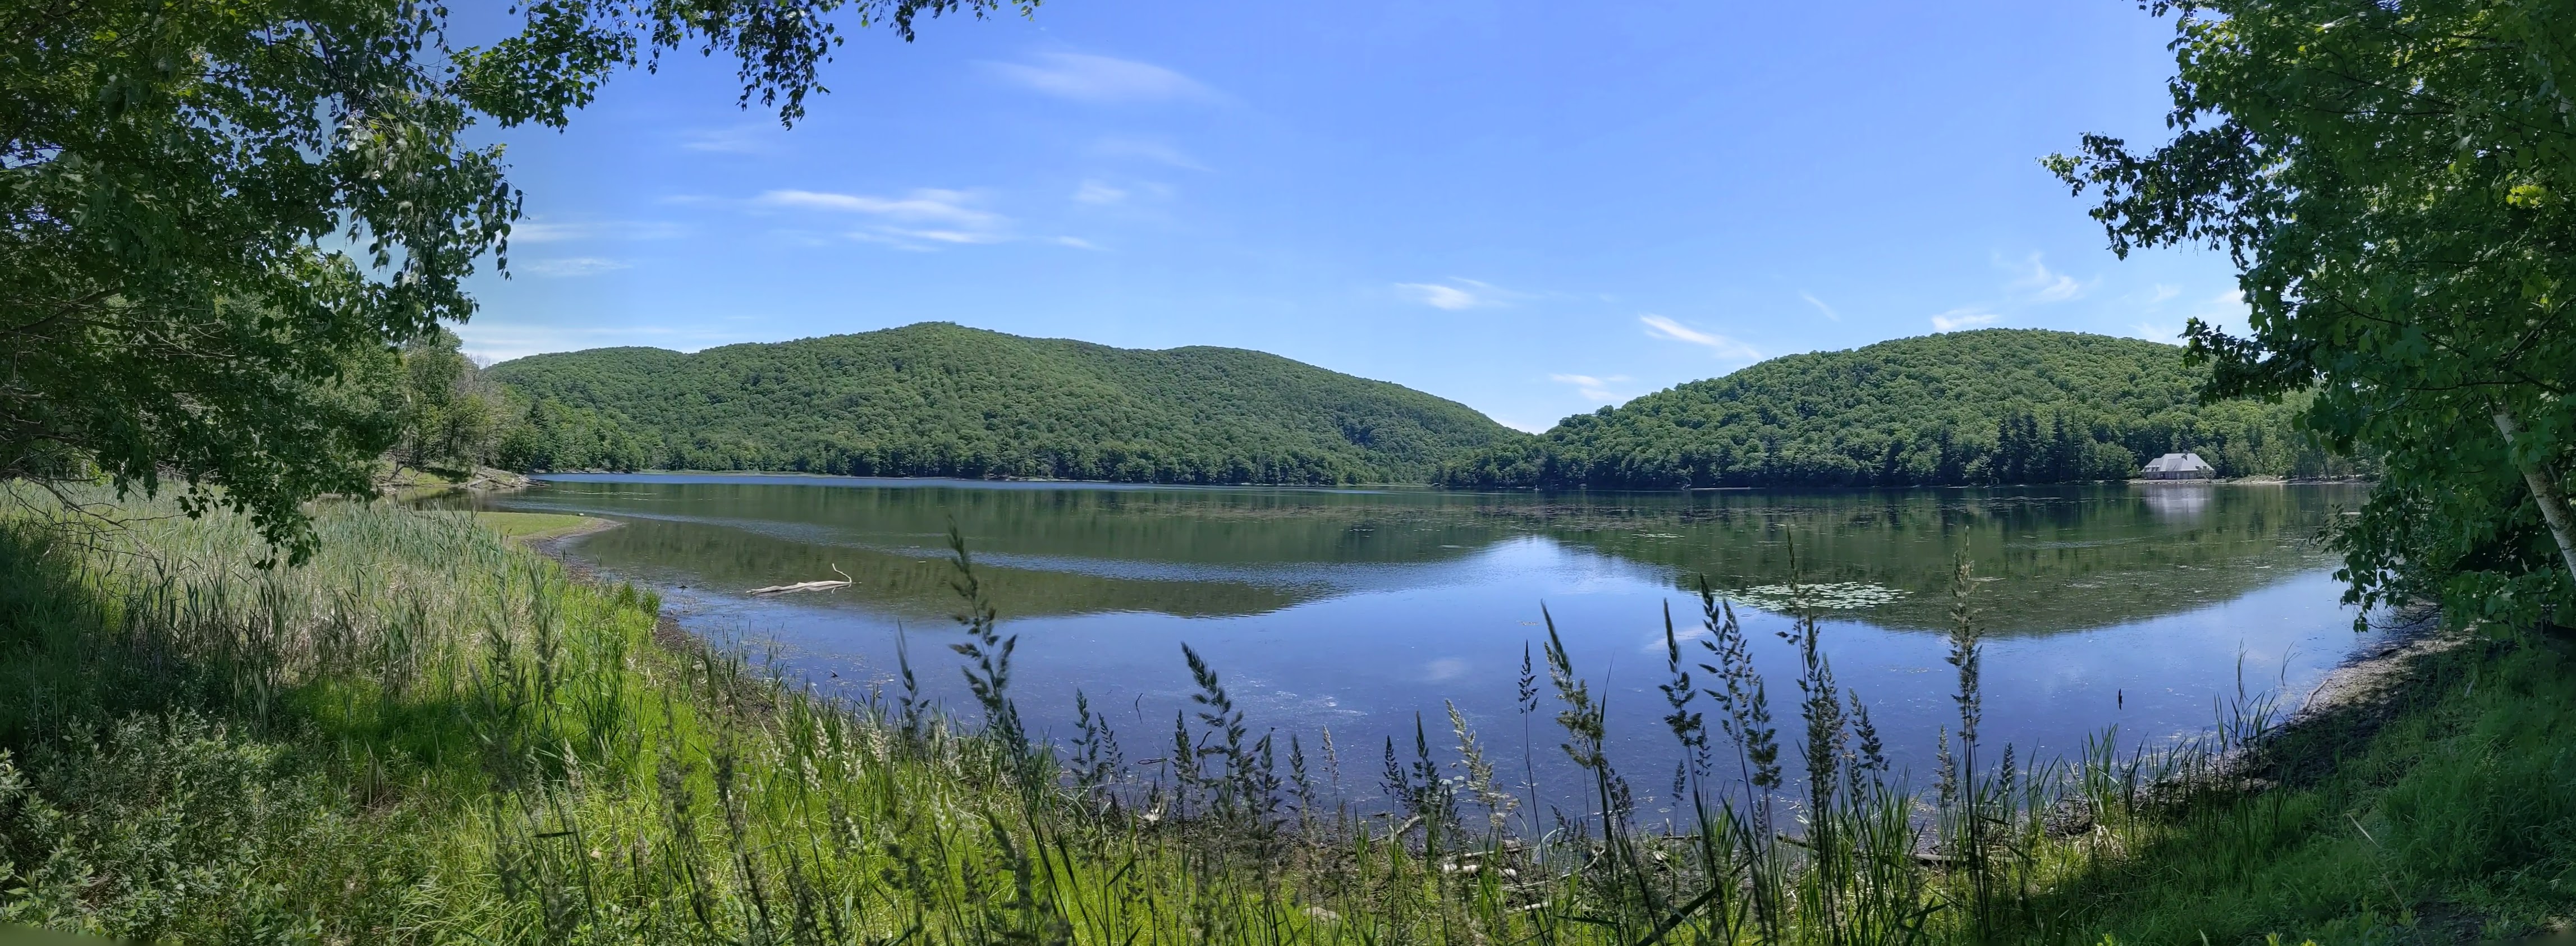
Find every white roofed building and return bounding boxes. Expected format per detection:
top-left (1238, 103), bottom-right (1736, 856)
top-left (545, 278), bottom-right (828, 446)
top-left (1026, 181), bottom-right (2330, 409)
top-left (2141, 451), bottom-right (2216, 480)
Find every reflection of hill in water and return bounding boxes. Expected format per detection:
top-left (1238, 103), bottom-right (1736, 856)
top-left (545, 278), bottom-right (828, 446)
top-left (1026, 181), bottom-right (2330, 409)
top-left (1509, 485), bottom-right (2340, 634)
top-left (489, 478), bottom-right (2359, 635)
top-left (526, 480), bottom-right (1504, 563)
top-left (571, 518), bottom-right (1318, 619)
top-left (515, 480), bottom-right (1507, 620)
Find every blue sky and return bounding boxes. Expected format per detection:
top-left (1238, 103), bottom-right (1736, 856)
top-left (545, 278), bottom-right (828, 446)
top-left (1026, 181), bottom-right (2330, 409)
top-left (456, 1), bottom-right (2244, 433)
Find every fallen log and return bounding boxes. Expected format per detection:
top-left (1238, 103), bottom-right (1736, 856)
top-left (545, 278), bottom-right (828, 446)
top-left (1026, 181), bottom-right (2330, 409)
top-left (749, 564), bottom-right (854, 595)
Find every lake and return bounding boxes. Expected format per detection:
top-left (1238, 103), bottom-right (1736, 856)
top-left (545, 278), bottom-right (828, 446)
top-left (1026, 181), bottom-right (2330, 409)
top-left (441, 475), bottom-right (2389, 809)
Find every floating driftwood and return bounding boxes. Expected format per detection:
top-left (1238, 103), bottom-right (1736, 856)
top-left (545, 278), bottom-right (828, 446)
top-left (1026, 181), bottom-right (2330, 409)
top-left (749, 564), bottom-right (854, 595)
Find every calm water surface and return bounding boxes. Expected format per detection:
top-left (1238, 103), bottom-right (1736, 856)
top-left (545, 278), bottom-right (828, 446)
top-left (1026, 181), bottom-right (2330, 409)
top-left (445, 475), bottom-right (2387, 802)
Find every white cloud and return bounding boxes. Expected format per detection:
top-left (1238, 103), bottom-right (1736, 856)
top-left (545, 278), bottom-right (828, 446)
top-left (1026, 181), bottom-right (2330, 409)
top-left (983, 52), bottom-right (1221, 104)
top-left (1395, 278), bottom-right (1509, 311)
top-left (1397, 283), bottom-right (1480, 310)
top-left (2009, 254), bottom-right (2091, 304)
top-left (680, 125), bottom-right (784, 155)
top-left (1493, 417), bottom-right (1555, 434)
top-left (1050, 236), bottom-right (1107, 251)
top-left (1930, 309), bottom-right (2000, 332)
top-left (2126, 286), bottom-right (2243, 342)
top-left (1640, 314), bottom-right (1761, 360)
top-left (758, 189), bottom-right (999, 227)
top-left (510, 221), bottom-right (589, 243)
top-left (2192, 288), bottom-right (2251, 336)
top-left (756, 188), bottom-right (1012, 247)
top-left (1799, 291), bottom-right (1841, 322)
top-left (1072, 180), bottom-right (1127, 205)
top-left (1550, 373), bottom-right (1634, 403)
top-left (1089, 137), bottom-right (1210, 171)
top-left (519, 257), bottom-right (631, 278)
top-left (900, 230), bottom-right (992, 245)
top-left (508, 219), bottom-right (687, 244)
top-left (454, 323), bottom-right (744, 363)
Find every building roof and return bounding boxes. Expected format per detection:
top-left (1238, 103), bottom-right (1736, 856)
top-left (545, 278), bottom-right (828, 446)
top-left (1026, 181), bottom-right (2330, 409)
top-left (2142, 451), bottom-right (2215, 473)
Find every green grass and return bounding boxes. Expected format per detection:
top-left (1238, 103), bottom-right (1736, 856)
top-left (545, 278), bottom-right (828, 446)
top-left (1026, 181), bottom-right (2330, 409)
top-left (2057, 635), bottom-right (2576, 943)
top-left (0, 492), bottom-right (2569, 944)
top-left (474, 510), bottom-right (602, 541)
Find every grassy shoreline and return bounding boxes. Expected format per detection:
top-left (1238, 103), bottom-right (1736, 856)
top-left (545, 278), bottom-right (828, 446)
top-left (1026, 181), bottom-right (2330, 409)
top-left (473, 511), bottom-right (622, 545)
top-left (1, 497), bottom-right (2569, 943)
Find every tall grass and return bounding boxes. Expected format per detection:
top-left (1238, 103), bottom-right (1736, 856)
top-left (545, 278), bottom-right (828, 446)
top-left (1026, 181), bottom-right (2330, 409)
top-left (0, 494), bottom-right (2551, 944)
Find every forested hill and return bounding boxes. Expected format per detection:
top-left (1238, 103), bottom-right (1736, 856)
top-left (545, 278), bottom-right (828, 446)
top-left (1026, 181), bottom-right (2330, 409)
top-left (483, 322), bottom-right (1518, 484)
top-left (1438, 329), bottom-right (2357, 489)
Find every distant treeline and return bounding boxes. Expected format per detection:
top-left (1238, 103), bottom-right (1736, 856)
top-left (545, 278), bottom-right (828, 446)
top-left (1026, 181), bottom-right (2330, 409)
top-left (475, 322), bottom-right (1520, 484)
top-left (409, 326), bottom-right (2363, 489)
top-left (1437, 329), bottom-right (2368, 489)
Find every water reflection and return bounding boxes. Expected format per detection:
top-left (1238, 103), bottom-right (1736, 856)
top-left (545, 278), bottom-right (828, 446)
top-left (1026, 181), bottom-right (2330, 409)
top-left (434, 475), bottom-right (2380, 793)
top-left (2138, 482), bottom-right (2216, 522)
top-left (451, 475), bottom-right (2352, 636)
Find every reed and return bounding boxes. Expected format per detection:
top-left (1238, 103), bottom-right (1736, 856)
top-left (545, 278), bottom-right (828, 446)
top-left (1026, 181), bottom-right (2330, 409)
top-left (2, 491), bottom-right (2541, 944)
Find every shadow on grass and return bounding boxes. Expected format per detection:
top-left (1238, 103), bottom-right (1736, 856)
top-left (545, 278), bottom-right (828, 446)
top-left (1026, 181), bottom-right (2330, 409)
top-left (2014, 633), bottom-right (2576, 944)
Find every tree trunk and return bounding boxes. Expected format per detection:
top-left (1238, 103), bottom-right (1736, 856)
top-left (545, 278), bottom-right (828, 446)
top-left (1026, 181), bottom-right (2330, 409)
top-left (2495, 407), bottom-right (2576, 589)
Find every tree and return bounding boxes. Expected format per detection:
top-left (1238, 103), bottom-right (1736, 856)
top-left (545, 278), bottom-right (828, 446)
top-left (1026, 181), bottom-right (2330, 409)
top-left (2048, 0), bottom-right (2576, 627)
top-left (393, 328), bottom-right (507, 471)
top-left (2, 0), bottom-right (1029, 562)
top-left (400, 329), bottom-right (470, 470)
top-left (1427, 329), bottom-right (2317, 490)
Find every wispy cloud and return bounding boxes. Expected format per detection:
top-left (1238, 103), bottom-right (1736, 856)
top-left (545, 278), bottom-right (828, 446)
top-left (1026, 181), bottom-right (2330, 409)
top-left (1072, 180), bottom-right (1128, 205)
top-left (1396, 278), bottom-right (1510, 311)
top-left (755, 188), bottom-right (1012, 247)
top-left (1089, 137), bottom-right (1209, 171)
top-left (847, 229), bottom-right (999, 247)
top-left (2009, 254), bottom-right (2091, 304)
top-left (509, 219), bottom-right (688, 244)
top-left (1640, 314), bottom-right (1761, 360)
top-left (519, 257), bottom-right (632, 278)
top-left (1931, 309), bottom-right (2000, 332)
top-left (1550, 373), bottom-right (1633, 403)
top-left (454, 323), bottom-right (749, 364)
top-left (758, 189), bottom-right (999, 226)
top-left (2127, 288), bottom-right (2247, 343)
top-left (1399, 284), bottom-right (1478, 310)
top-left (1050, 236), bottom-right (1108, 251)
top-left (680, 124), bottom-right (785, 155)
top-left (1799, 291), bottom-right (1841, 322)
top-left (510, 221), bottom-right (591, 243)
top-left (2194, 288), bottom-right (2250, 334)
top-left (983, 52), bottom-right (1221, 104)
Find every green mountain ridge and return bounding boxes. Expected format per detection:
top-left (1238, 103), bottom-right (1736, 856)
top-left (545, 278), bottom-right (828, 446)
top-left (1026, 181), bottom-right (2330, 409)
top-left (1441, 328), bottom-right (2359, 489)
top-left (483, 322), bottom-right (1518, 484)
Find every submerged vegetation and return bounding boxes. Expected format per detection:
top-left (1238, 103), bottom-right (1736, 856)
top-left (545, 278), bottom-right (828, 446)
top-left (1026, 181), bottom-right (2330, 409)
top-left (4, 497), bottom-right (2570, 943)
